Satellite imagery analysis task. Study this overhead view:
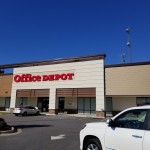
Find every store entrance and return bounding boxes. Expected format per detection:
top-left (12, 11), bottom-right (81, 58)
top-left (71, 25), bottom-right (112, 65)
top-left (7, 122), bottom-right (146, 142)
top-left (58, 97), bottom-right (65, 113)
top-left (37, 97), bottom-right (49, 112)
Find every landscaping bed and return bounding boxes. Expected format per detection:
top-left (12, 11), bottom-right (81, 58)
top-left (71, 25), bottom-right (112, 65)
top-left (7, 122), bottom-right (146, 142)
top-left (0, 118), bottom-right (17, 135)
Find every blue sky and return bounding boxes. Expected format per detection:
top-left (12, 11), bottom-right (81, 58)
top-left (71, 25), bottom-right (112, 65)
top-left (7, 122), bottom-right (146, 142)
top-left (0, 0), bottom-right (150, 66)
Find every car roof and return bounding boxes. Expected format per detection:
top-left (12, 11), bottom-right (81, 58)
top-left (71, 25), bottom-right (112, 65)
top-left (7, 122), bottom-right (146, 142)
top-left (129, 105), bottom-right (150, 110)
top-left (121, 105), bottom-right (150, 113)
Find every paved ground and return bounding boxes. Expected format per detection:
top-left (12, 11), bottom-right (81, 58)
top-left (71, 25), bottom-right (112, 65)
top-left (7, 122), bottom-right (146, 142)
top-left (0, 114), bottom-right (105, 150)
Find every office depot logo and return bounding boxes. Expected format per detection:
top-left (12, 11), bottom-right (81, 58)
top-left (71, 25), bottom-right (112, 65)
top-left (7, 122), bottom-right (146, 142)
top-left (14, 73), bottom-right (74, 82)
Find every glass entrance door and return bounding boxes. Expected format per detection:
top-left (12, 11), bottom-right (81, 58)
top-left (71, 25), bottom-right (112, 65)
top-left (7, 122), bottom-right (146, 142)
top-left (105, 97), bottom-right (113, 116)
top-left (58, 97), bottom-right (65, 113)
top-left (37, 97), bottom-right (49, 112)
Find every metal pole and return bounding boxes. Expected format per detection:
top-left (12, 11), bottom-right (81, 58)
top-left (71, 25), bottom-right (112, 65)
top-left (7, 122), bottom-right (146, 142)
top-left (126, 27), bottom-right (132, 63)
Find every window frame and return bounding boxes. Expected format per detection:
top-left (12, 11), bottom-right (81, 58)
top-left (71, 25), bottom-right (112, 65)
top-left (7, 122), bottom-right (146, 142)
top-left (136, 97), bottom-right (150, 106)
top-left (144, 110), bottom-right (150, 131)
top-left (113, 109), bottom-right (148, 130)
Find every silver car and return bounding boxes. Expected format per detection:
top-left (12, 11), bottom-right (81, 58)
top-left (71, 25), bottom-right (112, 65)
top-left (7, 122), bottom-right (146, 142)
top-left (13, 106), bottom-right (40, 116)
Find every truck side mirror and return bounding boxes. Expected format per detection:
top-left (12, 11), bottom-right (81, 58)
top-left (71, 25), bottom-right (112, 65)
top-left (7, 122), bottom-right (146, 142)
top-left (106, 119), bottom-right (114, 127)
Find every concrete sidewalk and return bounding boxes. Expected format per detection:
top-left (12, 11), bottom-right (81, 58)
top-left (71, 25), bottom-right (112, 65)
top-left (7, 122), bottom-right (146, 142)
top-left (0, 111), bottom-right (109, 120)
top-left (44, 112), bottom-right (107, 119)
top-left (0, 111), bottom-right (11, 115)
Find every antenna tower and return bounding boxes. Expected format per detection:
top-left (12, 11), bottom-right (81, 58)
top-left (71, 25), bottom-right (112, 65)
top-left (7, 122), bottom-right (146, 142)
top-left (121, 53), bottom-right (126, 63)
top-left (126, 27), bottom-right (132, 63)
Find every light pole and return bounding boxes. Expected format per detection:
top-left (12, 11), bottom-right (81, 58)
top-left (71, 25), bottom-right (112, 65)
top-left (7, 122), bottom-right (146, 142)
top-left (126, 27), bottom-right (132, 63)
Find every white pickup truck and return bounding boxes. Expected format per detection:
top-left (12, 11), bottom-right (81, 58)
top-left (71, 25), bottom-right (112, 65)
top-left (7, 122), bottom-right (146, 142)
top-left (80, 106), bottom-right (150, 150)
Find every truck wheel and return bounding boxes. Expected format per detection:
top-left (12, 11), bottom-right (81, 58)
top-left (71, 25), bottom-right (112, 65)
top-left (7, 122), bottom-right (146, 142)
top-left (84, 138), bottom-right (102, 150)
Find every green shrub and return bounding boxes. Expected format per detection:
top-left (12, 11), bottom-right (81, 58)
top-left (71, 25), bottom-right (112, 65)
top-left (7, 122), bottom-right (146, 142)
top-left (0, 118), bottom-right (7, 130)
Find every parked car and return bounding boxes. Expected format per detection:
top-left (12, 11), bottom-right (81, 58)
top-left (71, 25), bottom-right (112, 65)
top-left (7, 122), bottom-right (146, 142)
top-left (13, 106), bottom-right (40, 116)
top-left (80, 105), bottom-right (150, 150)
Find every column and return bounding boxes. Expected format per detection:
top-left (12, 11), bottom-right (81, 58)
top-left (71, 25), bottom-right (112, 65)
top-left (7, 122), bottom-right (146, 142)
top-left (10, 88), bottom-right (17, 112)
top-left (49, 88), bottom-right (57, 114)
top-left (96, 87), bottom-right (105, 118)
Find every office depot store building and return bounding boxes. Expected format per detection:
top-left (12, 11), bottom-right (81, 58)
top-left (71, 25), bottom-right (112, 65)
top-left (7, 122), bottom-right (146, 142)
top-left (9, 54), bottom-right (105, 117)
top-left (1, 54), bottom-right (150, 117)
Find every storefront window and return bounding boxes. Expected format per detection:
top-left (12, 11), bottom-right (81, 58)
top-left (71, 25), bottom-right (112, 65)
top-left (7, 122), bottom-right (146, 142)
top-left (5, 97), bottom-right (10, 111)
top-left (77, 97), bottom-right (96, 114)
top-left (136, 97), bottom-right (150, 106)
top-left (16, 97), bottom-right (27, 107)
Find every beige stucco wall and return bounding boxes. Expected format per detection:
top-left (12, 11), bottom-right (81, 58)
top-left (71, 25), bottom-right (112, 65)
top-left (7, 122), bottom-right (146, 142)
top-left (112, 97), bottom-right (136, 111)
top-left (106, 64), bottom-right (150, 96)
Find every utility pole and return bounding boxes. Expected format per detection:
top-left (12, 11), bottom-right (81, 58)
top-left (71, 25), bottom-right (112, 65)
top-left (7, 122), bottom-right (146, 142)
top-left (126, 27), bottom-right (132, 63)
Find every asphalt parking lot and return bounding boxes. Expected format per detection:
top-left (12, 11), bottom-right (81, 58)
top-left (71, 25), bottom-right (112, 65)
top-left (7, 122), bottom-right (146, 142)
top-left (0, 114), bottom-right (105, 150)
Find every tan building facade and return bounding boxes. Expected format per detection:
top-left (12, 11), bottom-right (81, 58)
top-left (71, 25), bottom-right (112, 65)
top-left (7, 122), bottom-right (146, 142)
top-left (0, 74), bottom-right (13, 111)
top-left (105, 62), bottom-right (150, 116)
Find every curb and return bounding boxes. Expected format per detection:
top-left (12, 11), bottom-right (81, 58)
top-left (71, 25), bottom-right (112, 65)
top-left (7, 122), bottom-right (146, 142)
top-left (0, 127), bottom-right (22, 136)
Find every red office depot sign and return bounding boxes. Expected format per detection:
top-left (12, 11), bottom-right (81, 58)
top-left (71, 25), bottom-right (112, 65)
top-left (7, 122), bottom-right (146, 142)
top-left (14, 73), bottom-right (74, 82)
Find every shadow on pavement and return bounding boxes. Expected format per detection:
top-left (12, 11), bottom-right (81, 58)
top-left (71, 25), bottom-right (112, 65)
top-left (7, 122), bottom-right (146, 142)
top-left (14, 124), bottom-right (53, 129)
